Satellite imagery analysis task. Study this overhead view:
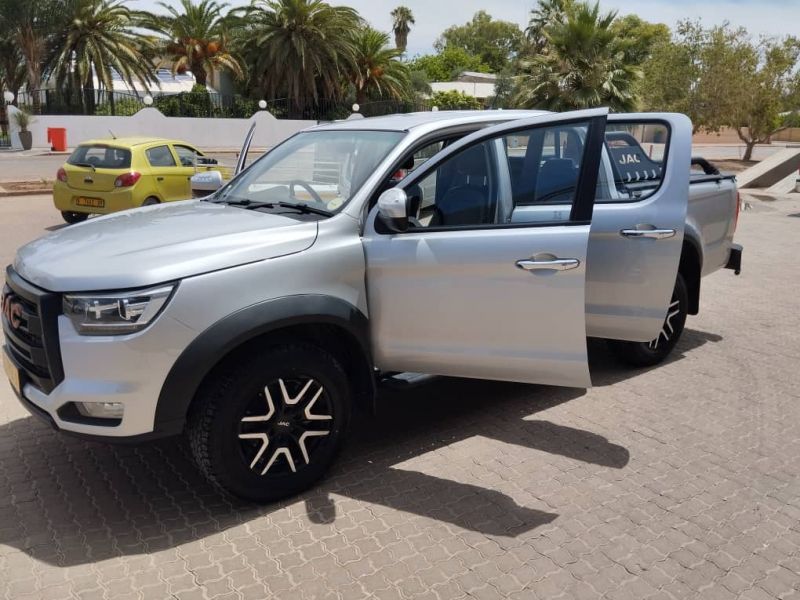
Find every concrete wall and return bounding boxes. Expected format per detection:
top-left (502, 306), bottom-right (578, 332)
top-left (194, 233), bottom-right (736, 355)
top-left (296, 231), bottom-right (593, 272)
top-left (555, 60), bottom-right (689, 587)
top-left (24, 108), bottom-right (315, 151)
top-left (692, 127), bottom-right (800, 144)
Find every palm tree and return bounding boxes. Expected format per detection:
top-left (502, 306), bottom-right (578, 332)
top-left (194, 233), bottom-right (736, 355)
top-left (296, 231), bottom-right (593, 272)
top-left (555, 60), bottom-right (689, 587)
top-left (239, 0), bottom-right (360, 111)
top-left (0, 0), bottom-right (60, 104)
top-left (139, 0), bottom-right (243, 87)
top-left (390, 6), bottom-right (414, 53)
top-left (514, 1), bottom-right (640, 112)
top-left (48, 0), bottom-right (156, 112)
top-left (350, 27), bottom-right (409, 105)
top-left (526, 0), bottom-right (570, 52)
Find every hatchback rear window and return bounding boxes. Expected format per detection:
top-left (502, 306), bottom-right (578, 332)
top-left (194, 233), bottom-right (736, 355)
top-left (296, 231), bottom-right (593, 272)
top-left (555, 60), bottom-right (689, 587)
top-left (68, 145), bottom-right (131, 169)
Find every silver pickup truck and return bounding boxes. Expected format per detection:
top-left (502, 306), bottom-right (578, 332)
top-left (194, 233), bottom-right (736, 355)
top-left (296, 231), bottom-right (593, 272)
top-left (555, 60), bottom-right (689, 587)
top-left (2, 108), bottom-right (742, 501)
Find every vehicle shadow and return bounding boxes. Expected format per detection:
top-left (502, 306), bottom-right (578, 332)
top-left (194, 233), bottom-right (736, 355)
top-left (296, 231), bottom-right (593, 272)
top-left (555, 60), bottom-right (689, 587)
top-left (0, 330), bottom-right (728, 566)
top-left (588, 327), bottom-right (723, 387)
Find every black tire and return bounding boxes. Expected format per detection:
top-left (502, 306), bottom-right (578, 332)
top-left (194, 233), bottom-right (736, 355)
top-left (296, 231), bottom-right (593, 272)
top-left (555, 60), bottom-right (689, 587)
top-left (61, 211), bottom-right (88, 224)
top-left (608, 273), bottom-right (689, 367)
top-left (187, 344), bottom-right (351, 502)
top-left (142, 197), bottom-right (160, 206)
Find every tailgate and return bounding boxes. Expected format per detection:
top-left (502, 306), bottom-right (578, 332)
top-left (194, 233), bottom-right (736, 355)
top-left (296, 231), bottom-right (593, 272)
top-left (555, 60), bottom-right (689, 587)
top-left (65, 144), bottom-right (133, 192)
top-left (65, 166), bottom-right (123, 192)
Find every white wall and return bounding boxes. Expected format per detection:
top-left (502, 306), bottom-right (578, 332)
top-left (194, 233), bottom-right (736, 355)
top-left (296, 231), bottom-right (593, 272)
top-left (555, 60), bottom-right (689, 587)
top-left (26, 108), bottom-right (316, 151)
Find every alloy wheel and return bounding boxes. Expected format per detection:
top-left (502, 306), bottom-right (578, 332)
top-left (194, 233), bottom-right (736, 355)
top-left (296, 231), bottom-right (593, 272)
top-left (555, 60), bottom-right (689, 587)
top-left (237, 377), bottom-right (333, 476)
top-left (648, 298), bottom-right (681, 350)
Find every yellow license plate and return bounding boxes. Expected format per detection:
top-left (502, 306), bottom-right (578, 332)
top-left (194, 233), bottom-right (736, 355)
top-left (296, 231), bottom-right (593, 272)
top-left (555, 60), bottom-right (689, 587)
top-left (2, 348), bottom-right (21, 396)
top-left (75, 197), bottom-right (105, 208)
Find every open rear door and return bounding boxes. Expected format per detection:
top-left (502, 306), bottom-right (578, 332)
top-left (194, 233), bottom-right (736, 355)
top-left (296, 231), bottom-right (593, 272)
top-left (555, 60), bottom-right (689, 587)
top-left (585, 113), bottom-right (692, 342)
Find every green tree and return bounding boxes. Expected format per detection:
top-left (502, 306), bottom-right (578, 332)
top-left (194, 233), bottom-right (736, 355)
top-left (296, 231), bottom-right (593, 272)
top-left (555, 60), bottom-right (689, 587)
top-left (139, 0), bottom-right (243, 87)
top-left (526, 0), bottom-right (571, 52)
top-left (48, 0), bottom-right (156, 112)
top-left (639, 21), bottom-right (705, 121)
top-left (239, 0), bottom-right (360, 110)
top-left (390, 6), bottom-right (414, 53)
top-left (0, 0), bottom-right (60, 98)
top-left (430, 89), bottom-right (482, 110)
top-left (350, 26), bottom-right (409, 105)
top-left (717, 34), bottom-right (800, 159)
top-left (487, 69), bottom-right (515, 108)
top-left (0, 39), bottom-right (26, 103)
top-left (610, 14), bottom-right (671, 65)
top-left (435, 11), bottom-right (523, 73)
top-left (407, 47), bottom-right (490, 81)
top-left (514, 1), bottom-right (640, 112)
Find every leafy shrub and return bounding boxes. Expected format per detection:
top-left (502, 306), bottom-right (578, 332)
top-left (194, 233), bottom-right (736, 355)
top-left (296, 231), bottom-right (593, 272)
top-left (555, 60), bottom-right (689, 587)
top-left (93, 98), bottom-right (144, 116)
top-left (430, 90), bottom-right (483, 110)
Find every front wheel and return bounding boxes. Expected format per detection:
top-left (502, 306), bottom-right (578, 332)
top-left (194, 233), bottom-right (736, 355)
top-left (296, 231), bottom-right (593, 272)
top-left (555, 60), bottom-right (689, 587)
top-left (608, 273), bottom-right (689, 367)
top-left (61, 211), bottom-right (88, 224)
top-left (187, 344), bottom-right (351, 502)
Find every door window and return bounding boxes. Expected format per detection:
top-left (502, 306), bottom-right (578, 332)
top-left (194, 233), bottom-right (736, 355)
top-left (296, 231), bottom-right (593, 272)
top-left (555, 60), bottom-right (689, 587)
top-left (404, 120), bottom-right (594, 229)
top-left (173, 145), bottom-right (200, 167)
top-left (602, 122), bottom-right (670, 201)
top-left (146, 145), bottom-right (176, 167)
top-left (407, 140), bottom-right (498, 228)
top-left (505, 122), bottom-right (589, 206)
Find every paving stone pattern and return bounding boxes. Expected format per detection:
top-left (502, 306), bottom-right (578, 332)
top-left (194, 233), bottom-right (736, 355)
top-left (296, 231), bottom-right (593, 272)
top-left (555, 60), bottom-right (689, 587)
top-left (1, 193), bottom-right (799, 599)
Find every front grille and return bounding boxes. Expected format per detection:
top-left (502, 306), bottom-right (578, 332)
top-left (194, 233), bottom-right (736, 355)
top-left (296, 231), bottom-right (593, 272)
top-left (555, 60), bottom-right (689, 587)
top-left (2, 266), bottom-right (64, 393)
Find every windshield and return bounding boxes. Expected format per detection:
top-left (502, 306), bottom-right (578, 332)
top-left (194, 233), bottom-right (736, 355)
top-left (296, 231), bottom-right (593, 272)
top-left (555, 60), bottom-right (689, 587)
top-left (214, 130), bottom-right (405, 214)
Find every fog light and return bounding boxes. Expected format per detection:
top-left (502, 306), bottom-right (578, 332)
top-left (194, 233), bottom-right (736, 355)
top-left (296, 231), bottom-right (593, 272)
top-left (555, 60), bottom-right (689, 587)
top-left (75, 402), bottom-right (124, 419)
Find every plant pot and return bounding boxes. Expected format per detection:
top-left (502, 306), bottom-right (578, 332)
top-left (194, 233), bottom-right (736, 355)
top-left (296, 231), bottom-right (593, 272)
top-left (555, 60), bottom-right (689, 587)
top-left (18, 131), bottom-right (32, 150)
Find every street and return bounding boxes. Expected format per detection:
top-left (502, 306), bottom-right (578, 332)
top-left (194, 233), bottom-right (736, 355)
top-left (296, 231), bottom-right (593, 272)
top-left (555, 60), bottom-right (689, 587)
top-left (1, 191), bottom-right (799, 599)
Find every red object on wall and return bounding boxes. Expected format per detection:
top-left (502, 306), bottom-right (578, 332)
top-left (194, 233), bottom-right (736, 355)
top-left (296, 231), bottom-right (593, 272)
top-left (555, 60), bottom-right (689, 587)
top-left (47, 127), bottom-right (67, 152)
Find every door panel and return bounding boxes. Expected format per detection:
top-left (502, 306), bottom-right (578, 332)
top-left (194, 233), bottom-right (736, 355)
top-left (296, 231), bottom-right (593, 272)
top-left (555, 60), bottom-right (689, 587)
top-left (145, 145), bottom-right (193, 201)
top-left (364, 224), bottom-right (593, 387)
top-left (363, 108), bottom-right (609, 388)
top-left (585, 114), bottom-right (691, 341)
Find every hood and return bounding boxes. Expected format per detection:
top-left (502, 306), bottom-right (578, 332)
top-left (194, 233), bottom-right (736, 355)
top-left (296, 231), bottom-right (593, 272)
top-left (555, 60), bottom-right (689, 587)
top-left (14, 200), bottom-right (318, 292)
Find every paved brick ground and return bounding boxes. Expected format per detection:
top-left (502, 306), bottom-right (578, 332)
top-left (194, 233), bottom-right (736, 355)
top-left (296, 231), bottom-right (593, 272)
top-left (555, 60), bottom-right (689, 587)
top-left (1, 192), bottom-right (799, 599)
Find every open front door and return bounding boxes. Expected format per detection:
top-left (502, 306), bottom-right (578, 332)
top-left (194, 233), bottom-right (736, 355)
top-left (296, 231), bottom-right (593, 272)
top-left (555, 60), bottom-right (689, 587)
top-left (363, 108), bottom-right (608, 388)
top-left (585, 113), bottom-right (691, 341)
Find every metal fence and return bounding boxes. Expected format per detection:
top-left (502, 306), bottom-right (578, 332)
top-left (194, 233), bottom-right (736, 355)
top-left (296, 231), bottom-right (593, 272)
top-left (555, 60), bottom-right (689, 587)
top-left (11, 90), bottom-right (436, 120)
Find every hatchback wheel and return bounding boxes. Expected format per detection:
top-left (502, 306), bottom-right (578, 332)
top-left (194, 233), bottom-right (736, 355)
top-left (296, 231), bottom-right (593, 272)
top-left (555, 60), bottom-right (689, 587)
top-left (187, 344), bottom-right (351, 502)
top-left (609, 273), bottom-right (688, 367)
top-left (61, 211), bottom-right (88, 224)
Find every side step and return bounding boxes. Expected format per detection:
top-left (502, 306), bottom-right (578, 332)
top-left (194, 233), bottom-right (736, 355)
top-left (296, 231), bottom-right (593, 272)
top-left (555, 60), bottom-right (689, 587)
top-left (379, 372), bottom-right (440, 390)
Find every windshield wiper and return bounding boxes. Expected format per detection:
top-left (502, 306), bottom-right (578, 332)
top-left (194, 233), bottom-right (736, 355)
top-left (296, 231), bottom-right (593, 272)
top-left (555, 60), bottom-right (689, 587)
top-left (71, 161), bottom-right (96, 171)
top-left (274, 201), bottom-right (333, 217)
top-left (215, 197), bottom-right (334, 217)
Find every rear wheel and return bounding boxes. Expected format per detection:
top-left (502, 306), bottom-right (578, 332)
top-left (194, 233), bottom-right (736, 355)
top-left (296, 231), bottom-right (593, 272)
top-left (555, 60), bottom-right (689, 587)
top-left (187, 344), bottom-right (351, 502)
top-left (61, 211), bottom-right (88, 224)
top-left (142, 197), bottom-right (160, 206)
top-left (608, 273), bottom-right (688, 367)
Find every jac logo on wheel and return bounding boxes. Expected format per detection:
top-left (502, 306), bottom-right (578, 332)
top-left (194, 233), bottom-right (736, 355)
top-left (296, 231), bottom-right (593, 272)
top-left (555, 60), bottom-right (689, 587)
top-left (2, 293), bottom-right (23, 330)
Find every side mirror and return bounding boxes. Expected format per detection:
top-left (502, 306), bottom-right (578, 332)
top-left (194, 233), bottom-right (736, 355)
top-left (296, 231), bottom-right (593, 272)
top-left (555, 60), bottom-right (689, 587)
top-left (376, 188), bottom-right (409, 232)
top-left (190, 170), bottom-right (224, 198)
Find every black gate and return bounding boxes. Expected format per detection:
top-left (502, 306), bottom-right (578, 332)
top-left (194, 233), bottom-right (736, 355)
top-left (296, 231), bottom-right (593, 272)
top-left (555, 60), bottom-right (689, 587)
top-left (0, 105), bottom-right (10, 148)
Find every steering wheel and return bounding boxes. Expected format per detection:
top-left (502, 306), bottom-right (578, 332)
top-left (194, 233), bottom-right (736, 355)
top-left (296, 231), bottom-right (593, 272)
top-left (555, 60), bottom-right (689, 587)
top-left (289, 180), bottom-right (324, 204)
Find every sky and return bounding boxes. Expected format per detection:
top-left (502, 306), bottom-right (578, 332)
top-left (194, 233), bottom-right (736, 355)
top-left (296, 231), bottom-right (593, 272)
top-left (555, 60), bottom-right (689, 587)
top-left (133, 0), bottom-right (800, 58)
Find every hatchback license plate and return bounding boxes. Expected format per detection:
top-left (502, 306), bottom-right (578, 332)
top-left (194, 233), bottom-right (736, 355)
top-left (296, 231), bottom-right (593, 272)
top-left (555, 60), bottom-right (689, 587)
top-left (75, 197), bottom-right (105, 208)
top-left (2, 349), bottom-right (21, 395)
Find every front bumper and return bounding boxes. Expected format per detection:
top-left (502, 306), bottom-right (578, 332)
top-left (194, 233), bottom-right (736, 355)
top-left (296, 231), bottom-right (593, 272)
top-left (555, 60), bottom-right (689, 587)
top-left (3, 268), bottom-right (197, 441)
top-left (725, 243), bottom-right (743, 275)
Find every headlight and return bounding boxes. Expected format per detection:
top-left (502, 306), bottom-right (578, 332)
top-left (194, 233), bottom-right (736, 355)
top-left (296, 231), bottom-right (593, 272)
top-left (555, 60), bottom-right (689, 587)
top-left (63, 283), bottom-right (176, 335)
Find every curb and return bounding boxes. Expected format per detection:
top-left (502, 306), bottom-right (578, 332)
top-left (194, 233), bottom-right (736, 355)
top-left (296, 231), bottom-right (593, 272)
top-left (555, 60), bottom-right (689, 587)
top-left (0, 189), bottom-right (52, 198)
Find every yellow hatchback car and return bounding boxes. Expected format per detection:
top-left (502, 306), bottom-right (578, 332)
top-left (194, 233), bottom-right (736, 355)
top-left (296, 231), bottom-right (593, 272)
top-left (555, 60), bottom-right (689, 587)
top-left (54, 137), bottom-right (228, 224)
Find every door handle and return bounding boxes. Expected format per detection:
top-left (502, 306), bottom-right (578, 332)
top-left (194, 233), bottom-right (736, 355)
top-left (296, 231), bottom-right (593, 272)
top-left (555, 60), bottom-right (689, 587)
top-left (620, 228), bottom-right (675, 239)
top-left (156, 176), bottom-right (164, 181)
top-left (516, 258), bottom-right (580, 271)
